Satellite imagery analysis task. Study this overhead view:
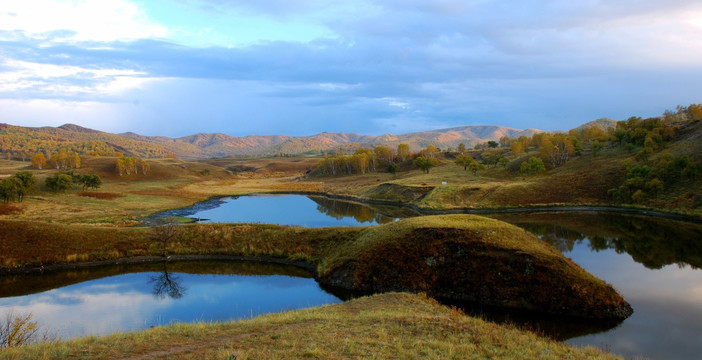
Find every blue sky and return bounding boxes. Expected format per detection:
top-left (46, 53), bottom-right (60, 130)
top-left (1, 0), bottom-right (702, 137)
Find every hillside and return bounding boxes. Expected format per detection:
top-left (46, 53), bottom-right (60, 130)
top-left (1, 122), bottom-right (543, 159)
top-left (0, 123), bottom-right (172, 159)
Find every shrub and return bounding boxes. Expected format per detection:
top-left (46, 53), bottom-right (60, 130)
top-left (0, 312), bottom-right (38, 349)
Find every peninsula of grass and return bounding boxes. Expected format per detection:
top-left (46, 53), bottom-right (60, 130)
top-left (0, 293), bottom-right (621, 360)
top-left (0, 214), bottom-right (631, 320)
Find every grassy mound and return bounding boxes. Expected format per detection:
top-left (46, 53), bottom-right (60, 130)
top-left (318, 215), bottom-right (633, 319)
top-left (1, 215), bottom-right (631, 319)
top-left (0, 293), bottom-right (620, 360)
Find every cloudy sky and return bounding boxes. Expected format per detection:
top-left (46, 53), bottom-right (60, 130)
top-left (1, 0), bottom-right (702, 137)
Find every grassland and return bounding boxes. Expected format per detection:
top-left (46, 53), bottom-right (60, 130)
top-left (1, 293), bottom-right (620, 360)
top-left (2, 146), bottom-right (689, 358)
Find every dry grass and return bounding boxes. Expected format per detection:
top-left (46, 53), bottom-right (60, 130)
top-left (76, 192), bottom-right (122, 200)
top-left (0, 205), bottom-right (22, 216)
top-left (0, 293), bottom-right (621, 360)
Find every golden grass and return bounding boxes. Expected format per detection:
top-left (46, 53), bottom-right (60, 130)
top-left (0, 293), bottom-right (621, 360)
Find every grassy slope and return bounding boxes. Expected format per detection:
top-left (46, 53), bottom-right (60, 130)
top-left (0, 293), bottom-right (619, 360)
top-left (313, 133), bottom-right (701, 216)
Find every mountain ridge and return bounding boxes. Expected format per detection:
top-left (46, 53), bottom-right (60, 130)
top-left (2, 122), bottom-right (542, 159)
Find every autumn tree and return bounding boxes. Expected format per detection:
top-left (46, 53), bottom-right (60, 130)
top-left (116, 157), bottom-right (150, 176)
top-left (499, 136), bottom-right (515, 148)
top-left (374, 145), bottom-right (395, 166)
top-left (520, 157), bottom-right (546, 174)
top-left (413, 156), bottom-right (438, 174)
top-left (31, 153), bottom-right (46, 170)
top-left (419, 145), bottom-right (439, 158)
top-left (511, 141), bottom-right (525, 155)
top-left (49, 151), bottom-right (80, 170)
top-left (455, 155), bottom-right (472, 170)
top-left (457, 142), bottom-right (466, 155)
top-left (468, 160), bottom-right (485, 175)
top-left (397, 144), bottom-right (410, 162)
top-left (539, 134), bottom-right (576, 168)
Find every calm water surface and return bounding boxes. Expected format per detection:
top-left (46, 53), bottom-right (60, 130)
top-left (157, 194), bottom-right (417, 226)
top-left (0, 261), bottom-right (341, 339)
top-left (3, 195), bottom-right (702, 360)
top-left (488, 212), bottom-right (702, 360)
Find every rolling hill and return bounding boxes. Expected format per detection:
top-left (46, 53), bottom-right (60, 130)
top-left (1, 123), bottom-right (541, 159)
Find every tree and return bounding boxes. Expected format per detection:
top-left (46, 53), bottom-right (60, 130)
top-left (45, 173), bottom-right (73, 192)
top-left (499, 136), bottom-right (514, 147)
top-left (387, 164), bottom-right (399, 174)
top-left (539, 134), bottom-right (576, 168)
top-left (374, 145), bottom-right (395, 166)
top-left (413, 156), bottom-right (438, 174)
top-left (397, 144), bottom-right (410, 162)
top-left (151, 217), bottom-right (180, 257)
top-left (498, 157), bottom-right (509, 168)
top-left (76, 174), bottom-right (102, 190)
top-left (487, 140), bottom-right (499, 148)
top-left (420, 145), bottom-right (439, 158)
top-left (511, 141), bottom-right (525, 155)
top-left (468, 160), bottom-right (485, 175)
top-left (12, 172), bottom-right (35, 201)
top-left (457, 142), bottom-right (466, 155)
top-left (31, 153), bottom-right (46, 170)
top-left (0, 179), bottom-right (18, 203)
top-left (520, 157), bottom-right (546, 174)
top-left (455, 155), bottom-right (472, 170)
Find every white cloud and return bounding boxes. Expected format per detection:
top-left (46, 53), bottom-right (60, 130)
top-left (0, 58), bottom-right (163, 98)
top-left (0, 0), bottom-right (168, 43)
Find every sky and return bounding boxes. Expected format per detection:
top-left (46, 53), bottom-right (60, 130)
top-left (1, 0), bottom-right (702, 137)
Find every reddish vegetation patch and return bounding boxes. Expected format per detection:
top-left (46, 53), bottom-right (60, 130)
top-left (76, 192), bottom-right (122, 200)
top-left (0, 204), bottom-right (21, 215)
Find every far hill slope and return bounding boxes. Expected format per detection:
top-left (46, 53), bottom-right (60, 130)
top-left (2, 122), bottom-right (544, 159)
top-left (0, 123), bottom-right (172, 158)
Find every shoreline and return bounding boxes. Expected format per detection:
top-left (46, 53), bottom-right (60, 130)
top-left (0, 254), bottom-right (317, 276)
top-left (154, 190), bottom-right (702, 223)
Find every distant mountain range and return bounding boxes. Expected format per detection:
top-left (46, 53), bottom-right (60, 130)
top-left (1, 123), bottom-right (550, 159)
top-left (120, 125), bottom-right (543, 158)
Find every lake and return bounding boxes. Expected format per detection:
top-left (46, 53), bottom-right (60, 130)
top-left (155, 193), bottom-right (418, 226)
top-left (3, 194), bottom-right (702, 360)
top-left (0, 261), bottom-right (341, 339)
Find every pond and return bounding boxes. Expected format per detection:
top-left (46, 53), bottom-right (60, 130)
top-left (487, 212), bottom-right (702, 360)
top-left (0, 261), bottom-right (341, 339)
top-left (3, 194), bottom-right (702, 360)
top-left (155, 194), bottom-right (418, 227)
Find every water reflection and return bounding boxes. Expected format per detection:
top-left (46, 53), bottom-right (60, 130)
top-left (490, 212), bottom-right (702, 269)
top-left (155, 194), bottom-right (419, 227)
top-left (0, 261), bottom-right (341, 339)
top-left (489, 212), bottom-right (702, 360)
top-left (150, 264), bottom-right (186, 299)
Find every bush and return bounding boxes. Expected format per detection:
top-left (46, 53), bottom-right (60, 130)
top-left (0, 311), bottom-right (38, 348)
top-left (520, 157), bottom-right (546, 174)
